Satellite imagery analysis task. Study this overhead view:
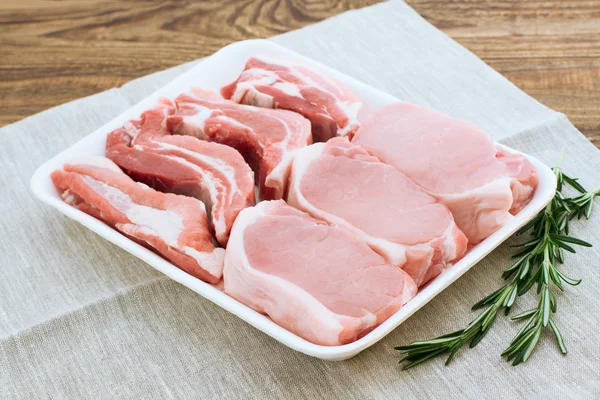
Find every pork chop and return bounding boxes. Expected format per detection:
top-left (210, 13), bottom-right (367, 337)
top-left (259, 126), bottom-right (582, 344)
top-left (51, 156), bottom-right (225, 283)
top-left (106, 102), bottom-right (255, 246)
top-left (221, 56), bottom-right (361, 142)
top-left (287, 138), bottom-right (468, 286)
top-left (224, 200), bottom-right (417, 346)
top-left (352, 103), bottom-right (538, 244)
top-left (166, 89), bottom-right (312, 200)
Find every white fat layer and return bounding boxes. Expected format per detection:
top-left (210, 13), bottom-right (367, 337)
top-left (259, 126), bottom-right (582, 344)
top-left (122, 121), bottom-right (139, 137)
top-left (81, 175), bottom-right (184, 246)
top-left (151, 140), bottom-right (239, 238)
top-left (62, 190), bottom-right (76, 204)
top-left (434, 177), bottom-right (513, 201)
top-left (234, 68), bottom-right (303, 100)
top-left (162, 154), bottom-right (229, 237)
top-left (289, 67), bottom-right (360, 133)
top-left (264, 151), bottom-right (293, 199)
top-left (336, 101), bottom-right (361, 136)
top-left (399, 275), bottom-right (418, 305)
top-left (181, 105), bottom-right (213, 132)
top-left (67, 156), bottom-right (122, 172)
top-left (184, 246), bottom-right (225, 276)
top-left (429, 177), bottom-right (514, 243)
top-left (216, 115), bottom-right (257, 138)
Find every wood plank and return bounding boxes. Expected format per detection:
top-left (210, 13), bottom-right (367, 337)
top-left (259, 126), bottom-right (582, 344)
top-left (406, 0), bottom-right (600, 147)
top-left (1, 0), bottom-right (598, 148)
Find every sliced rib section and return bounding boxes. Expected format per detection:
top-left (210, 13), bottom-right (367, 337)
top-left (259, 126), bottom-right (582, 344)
top-left (166, 89), bottom-right (312, 200)
top-left (106, 101), bottom-right (255, 246)
top-left (51, 156), bottom-right (225, 283)
top-left (221, 56), bottom-right (361, 141)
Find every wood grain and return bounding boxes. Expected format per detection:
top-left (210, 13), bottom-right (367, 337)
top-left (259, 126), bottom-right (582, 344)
top-left (0, 0), bottom-right (598, 148)
top-left (406, 0), bottom-right (600, 148)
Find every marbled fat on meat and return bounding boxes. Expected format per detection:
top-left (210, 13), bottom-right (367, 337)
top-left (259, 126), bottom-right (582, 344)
top-left (167, 89), bottom-right (312, 200)
top-left (51, 156), bottom-right (225, 283)
top-left (106, 100), bottom-right (255, 246)
top-left (221, 56), bottom-right (361, 142)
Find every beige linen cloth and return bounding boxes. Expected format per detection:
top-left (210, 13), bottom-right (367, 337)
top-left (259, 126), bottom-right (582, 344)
top-left (1, 1), bottom-right (599, 398)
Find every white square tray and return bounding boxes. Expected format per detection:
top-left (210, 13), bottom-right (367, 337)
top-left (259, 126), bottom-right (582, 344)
top-left (30, 39), bottom-right (556, 361)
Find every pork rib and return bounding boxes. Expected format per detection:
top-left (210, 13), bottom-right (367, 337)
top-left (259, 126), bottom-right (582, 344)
top-left (287, 138), bottom-right (468, 286)
top-left (51, 156), bottom-right (225, 283)
top-left (352, 103), bottom-right (538, 244)
top-left (166, 89), bottom-right (312, 200)
top-left (106, 102), bottom-right (255, 246)
top-left (221, 56), bottom-right (361, 142)
top-left (224, 200), bottom-right (417, 346)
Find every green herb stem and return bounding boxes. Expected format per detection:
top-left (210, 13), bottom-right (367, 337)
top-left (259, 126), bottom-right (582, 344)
top-left (397, 159), bottom-right (596, 369)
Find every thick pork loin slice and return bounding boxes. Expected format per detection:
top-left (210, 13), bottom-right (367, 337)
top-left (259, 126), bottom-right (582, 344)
top-left (51, 157), bottom-right (225, 283)
top-left (166, 89), bottom-right (311, 200)
top-left (224, 200), bottom-right (417, 346)
top-left (106, 103), bottom-right (255, 246)
top-left (221, 56), bottom-right (362, 142)
top-left (352, 103), bottom-right (538, 244)
top-left (287, 138), bottom-right (468, 287)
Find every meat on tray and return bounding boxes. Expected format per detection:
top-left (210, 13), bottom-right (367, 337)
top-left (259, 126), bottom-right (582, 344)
top-left (287, 137), bottom-right (468, 287)
top-left (352, 103), bottom-right (538, 244)
top-left (223, 200), bottom-right (417, 346)
top-left (106, 101), bottom-right (255, 246)
top-left (167, 89), bottom-right (312, 200)
top-left (51, 156), bottom-right (225, 283)
top-left (49, 55), bottom-right (542, 346)
top-left (221, 56), bottom-right (362, 142)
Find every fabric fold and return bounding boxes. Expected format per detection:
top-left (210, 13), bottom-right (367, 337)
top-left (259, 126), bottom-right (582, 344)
top-left (1, 1), bottom-right (599, 398)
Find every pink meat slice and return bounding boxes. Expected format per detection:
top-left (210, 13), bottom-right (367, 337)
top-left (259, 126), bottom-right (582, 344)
top-left (352, 103), bottom-right (538, 244)
top-left (287, 138), bottom-right (468, 287)
top-left (51, 156), bottom-right (225, 283)
top-left (221, 56), bottom-right (362, 142)
top-left (224, 200), bottom-right (417, 346)
top-left (166, 89), bottom-right (312, 200)
top-left (106, 101), bottom-right (255, 246)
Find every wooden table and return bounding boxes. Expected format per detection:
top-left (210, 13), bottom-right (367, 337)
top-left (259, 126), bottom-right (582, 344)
top-left (1, 0), bottom-right (598, 147)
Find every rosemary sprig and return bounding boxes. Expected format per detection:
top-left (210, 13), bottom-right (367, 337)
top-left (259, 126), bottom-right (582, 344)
top-left (396, 158), bottom-right (598, 370)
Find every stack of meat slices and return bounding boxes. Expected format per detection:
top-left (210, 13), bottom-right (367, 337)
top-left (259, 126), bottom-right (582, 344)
top-left (51, 55), bottom-right (539, 346)
top-left (105, 99), bottom-right (255, 246)
top-left (221, 55), bottom-right (362, 141)
top-left (166, 88), bottom-right (312, 200)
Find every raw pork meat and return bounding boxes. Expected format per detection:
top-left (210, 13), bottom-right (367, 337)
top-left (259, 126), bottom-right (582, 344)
top-left (106, 102), bottom-right (255, 246)
top-left (287, 138), bottom-right (468, 286)
top-left (51, 156), bottom-right (225, 283)
top-left (224, 200), bottom-right (417, 346)
top-left (221, 56), bottom-right (361, 142)
top-left (166, 89), bottom-right (311, 200)
top-left (352, 103), bottom-right (538, 244)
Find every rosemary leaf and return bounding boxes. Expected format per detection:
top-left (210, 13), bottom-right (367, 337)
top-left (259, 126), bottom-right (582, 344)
top-left (397, 155), bottom-right (597, 370)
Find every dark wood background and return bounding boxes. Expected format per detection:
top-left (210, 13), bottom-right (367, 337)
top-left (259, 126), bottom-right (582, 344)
top-left (1, 0), bottom-right (598, 147)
